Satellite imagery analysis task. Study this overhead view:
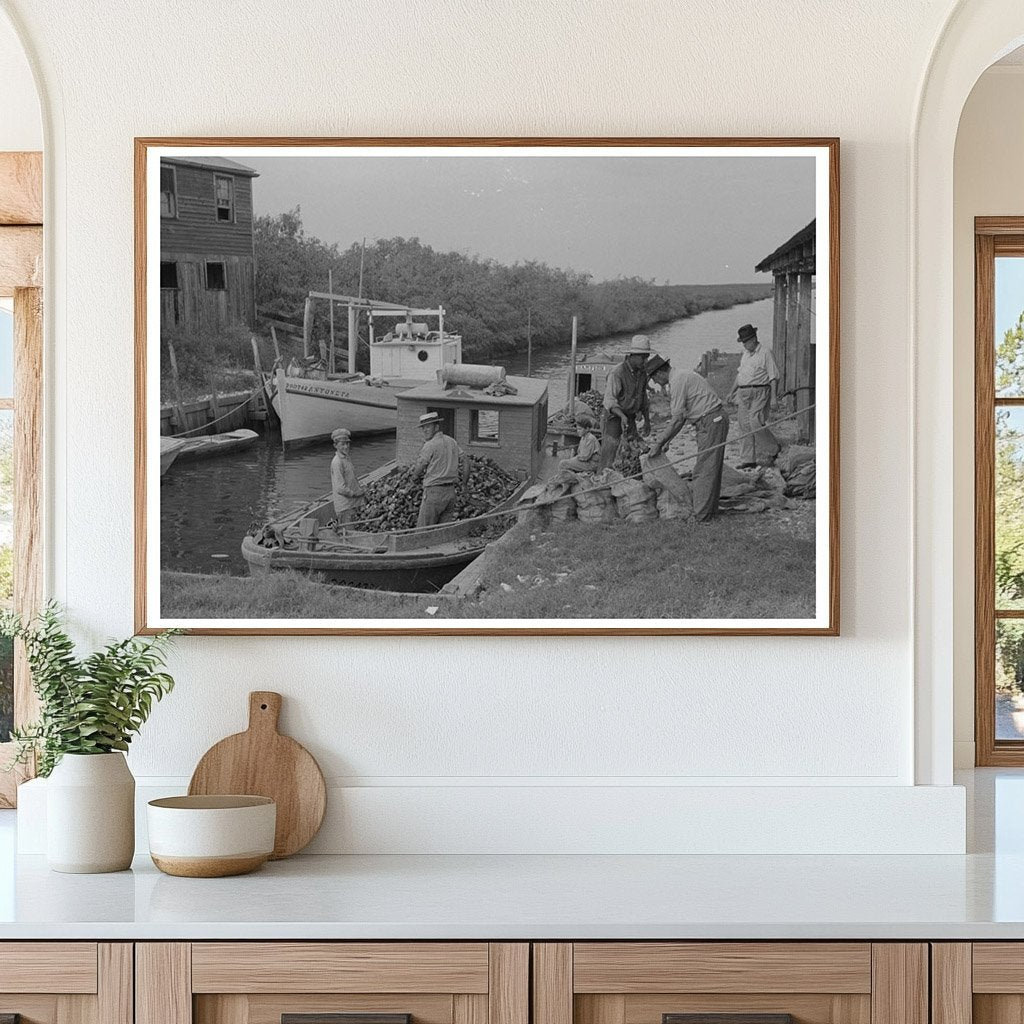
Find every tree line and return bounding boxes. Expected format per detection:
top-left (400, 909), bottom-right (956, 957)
top-left (254, 209), bottom-right (771, 363)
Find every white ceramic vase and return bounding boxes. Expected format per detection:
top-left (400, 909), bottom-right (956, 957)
top-left (46, 752), bottom-right (135, 873)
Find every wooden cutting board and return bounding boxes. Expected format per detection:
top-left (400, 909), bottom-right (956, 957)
top-left (188, 691), bottom-right (326, 859)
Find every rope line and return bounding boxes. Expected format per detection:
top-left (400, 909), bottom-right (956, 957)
top-left (167, 385), bottom-right (265, 438)
top-left (266, 402), bottom-right (818, 541)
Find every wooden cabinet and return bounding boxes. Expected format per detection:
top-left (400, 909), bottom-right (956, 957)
top-left (932, 943), bottom-right (1024, 1024)
top-left (136, 944), bottom-right (528, 1024)
top-left (0, 943), bottom-right (132, 1024)
top-left (532, 944), bottom-right (928, 1024)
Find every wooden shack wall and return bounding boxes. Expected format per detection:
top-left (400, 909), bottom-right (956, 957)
top-left (161, 164), bottom-right (255, 258)
top-left (161, 253), bottom-right (255, 333)
top-left (396, 398), bottom-right (541, 478)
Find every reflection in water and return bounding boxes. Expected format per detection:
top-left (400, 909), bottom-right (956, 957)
top-left (160, 297), bottom-right (776, 578)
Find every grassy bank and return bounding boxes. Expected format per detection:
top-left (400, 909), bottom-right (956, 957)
top-left (161, 509), bottom-right (815, 621)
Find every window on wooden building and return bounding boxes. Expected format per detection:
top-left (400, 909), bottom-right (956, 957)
top-left (976, 219), bottom-right (1024, 764)
top-left (160, 165), bottom-right (177, 218)
top-left (160, 261), bottom-right (178, 289)
top-left (214, 175), bottom-right (234, 222)
top-left (205, 261), bottom-right (226, 290)
top-left (471, 409), bottom-right (500, 445)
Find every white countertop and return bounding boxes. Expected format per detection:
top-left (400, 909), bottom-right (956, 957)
top-left (1, 769), bottom-right (1021, 941)
top-left (1, 849), bottom-right (1023, 940)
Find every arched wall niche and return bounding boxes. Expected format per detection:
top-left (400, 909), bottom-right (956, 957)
top-left (914, 1), bottom-right (1024, 785)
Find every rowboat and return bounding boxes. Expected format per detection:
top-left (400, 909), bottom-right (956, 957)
top-left (163, 429), bottom-right (260, 470)
top-left (241, 462), bottom-right (532, 593)
top-left (160, 437), bottom-right (187, 475)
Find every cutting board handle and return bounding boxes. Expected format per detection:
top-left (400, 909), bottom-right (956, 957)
top-left (248, 691), bottom-right (282, 734)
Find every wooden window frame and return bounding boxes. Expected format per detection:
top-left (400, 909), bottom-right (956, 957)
top-left (160, 164), bottom-right (177, 219)
top-left (0, 151), bottom-right (44, 807)
top-left (214, 173), bottom-right (234, 223)
top-left (205, 260), bottom-right (226, 291)
top-left (470, 408), bottom-right (501, 446)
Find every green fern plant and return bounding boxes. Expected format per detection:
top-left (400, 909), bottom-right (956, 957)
top-left (1, 603), bottom-right (179, 777)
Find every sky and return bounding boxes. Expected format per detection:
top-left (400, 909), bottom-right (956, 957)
top-left (997, 257), bottom-right (1024, 341)
top-left (240, 153), bottom-right (816, 285)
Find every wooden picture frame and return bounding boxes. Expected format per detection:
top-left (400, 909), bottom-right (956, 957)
top-left (135, 137), bottom-right (839, 636)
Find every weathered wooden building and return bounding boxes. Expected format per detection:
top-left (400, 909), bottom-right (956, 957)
top-left (755, 219), bottom-right (816, 442)
top-left (395, 376), bottom-right (549, 480)
top-left (160, 156), bottom-right (259, 335)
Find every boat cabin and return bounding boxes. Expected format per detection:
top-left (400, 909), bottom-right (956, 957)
top-left (571, 353), bottom-right (617, 396)
top-left (367, 311), bottom-right (462, 381)
top-left (396, 375), bottom-right (549, 480)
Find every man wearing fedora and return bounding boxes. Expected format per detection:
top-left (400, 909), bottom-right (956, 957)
top-left (728, 323), bottom-right (781, 467)
top-left (598, 334), bottom-right (653, 469)
top-left (647, 355), bottom-right (729, 521)
top-left (411, 411), bottom-right (468, 527)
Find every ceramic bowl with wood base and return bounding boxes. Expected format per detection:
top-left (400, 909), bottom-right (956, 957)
top-left (147, 795), bottom-right (276, 877)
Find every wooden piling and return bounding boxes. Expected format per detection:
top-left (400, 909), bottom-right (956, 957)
top-left (566, 315), bottom-right (578, 408)
top-left (269, 325), bottom-right (282, 364)
top-left (166, 340), bottom-right (187, 432)
top-left (526, 308), bottom-right (532, 377)
top-left (302, 296), bottom-right (314, 359)
top-left (328, 269), bottom-right (336, 374)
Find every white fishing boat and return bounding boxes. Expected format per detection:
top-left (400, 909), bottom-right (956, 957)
top-left (268, 293), bottom-right (462, 446)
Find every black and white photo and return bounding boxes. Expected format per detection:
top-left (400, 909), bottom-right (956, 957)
top-left (136, 139), bottom-right (838, 634)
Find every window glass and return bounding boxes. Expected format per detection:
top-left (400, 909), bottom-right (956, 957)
top-left (996, 257), bottom-right (1024, 397)
top-left (997, 407), bottom-right (1024, 610)
top-left (471, 409), bottom-right (500, 443)
top-left (160, 165), bottom-right (176, 218)
top-left (997, 620), bottom-right (1024, 740)
top-left (0, 307), bottom-right (13, 399)
top-left (0, 410), bottom-right (13, 743)
top-left (160, 261), bottom-right (178, 289)
top-left (206, 261), bottom-right (226, 290)
top-left (215, 175), bottom-right (234, 222)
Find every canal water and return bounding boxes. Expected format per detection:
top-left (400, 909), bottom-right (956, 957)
top-left (160, 296), bottom-right (774, 577)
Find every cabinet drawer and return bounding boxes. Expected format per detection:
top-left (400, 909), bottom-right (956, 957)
top-left (0, 943), bottom-right (130, 1024)
top-left (0, 942), bottom-right (98, 994)
top-left (571, 944), bottom-right (872, 994)
top-left (139, 943), bottom-right (528, 1024)
top-left (191, 944), bottom-right (491, 994)
top-left (534, 944), bottom-right (925, 1024)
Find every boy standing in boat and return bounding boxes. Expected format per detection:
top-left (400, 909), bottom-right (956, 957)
top-left (330, 428), bottom-right (365, 527)
top-left (412, 411), bottom-right (468, 528)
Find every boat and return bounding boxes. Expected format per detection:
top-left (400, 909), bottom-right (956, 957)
top-left (241, 462), bottom-right (532, 593)
top-left (160, 437), bottom-right (187, 475)
top-left (267, 294), bottom-right (462, 446)
top-left (164, 428), bottom-right (260, 469)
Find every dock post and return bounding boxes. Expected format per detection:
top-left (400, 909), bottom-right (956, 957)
top-left (269, 325), bottom-right (282, 364)
top-left (566, 314), bottom-right (578, 409)
top-left (527, 308), bottom-right (532, 377)
top-left (302, 295), bottom-right (314, 359)
top-left (166, 340), bottom-right (187, 433)
top-left (328, 269), bottom-right (336, 374)
top-left (347, 302), bottom-right (357, 376)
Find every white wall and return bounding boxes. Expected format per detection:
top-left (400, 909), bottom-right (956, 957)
top-left (0, 9), bottom-right (39, 152)
top-left (0, 0), bottom-right (973, 852)
top-left (952, 66), bottom-right (1024, 767)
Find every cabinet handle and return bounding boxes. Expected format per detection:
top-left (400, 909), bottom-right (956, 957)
top-left (283, 1015), bottom-right (411, 1024)
top-left (664, 1016), bottom-right (794, 1024)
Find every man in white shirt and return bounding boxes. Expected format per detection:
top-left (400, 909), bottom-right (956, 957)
top-left (647, 356), bottom-right (729, 521)
top-left (728, 323), bottom-right (781, 467)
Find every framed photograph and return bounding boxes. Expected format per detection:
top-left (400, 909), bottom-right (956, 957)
top-left (135, 137), bottom-right (839, 636)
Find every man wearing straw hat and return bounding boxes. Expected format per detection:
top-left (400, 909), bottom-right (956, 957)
top-left (646, 356), bottom-right (729, 522)
top-left (330, 428), bottom-right (365, 527)
top-left (598, 334), bottom-right (653, 469)
top-left (412, 411), bottom-right (468, 528)
top-left (728, 323), bottom-right (781, 467)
